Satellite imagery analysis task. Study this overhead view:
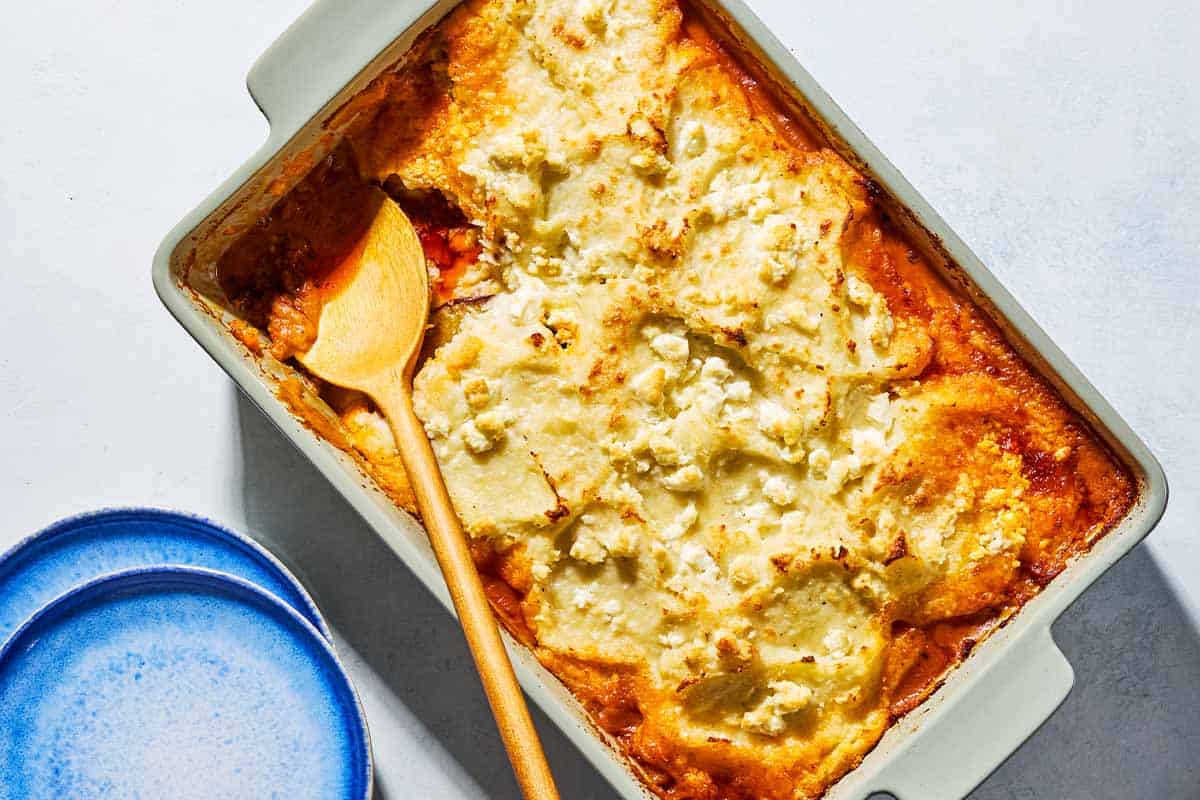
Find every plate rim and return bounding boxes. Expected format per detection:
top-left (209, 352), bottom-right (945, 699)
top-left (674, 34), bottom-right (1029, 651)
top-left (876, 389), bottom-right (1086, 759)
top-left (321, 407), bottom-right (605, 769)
top-left (0, 507), bottom-right (333, 641)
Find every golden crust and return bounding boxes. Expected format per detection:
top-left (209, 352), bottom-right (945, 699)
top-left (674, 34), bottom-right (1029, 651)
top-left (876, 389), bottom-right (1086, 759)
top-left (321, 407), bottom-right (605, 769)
top-left (217, 1), bottom-right (1134, 798)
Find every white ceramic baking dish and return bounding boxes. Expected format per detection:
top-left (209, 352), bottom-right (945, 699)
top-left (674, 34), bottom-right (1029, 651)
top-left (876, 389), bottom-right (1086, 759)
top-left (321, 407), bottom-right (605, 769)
top-left (152, 1), bottom-right (1169, 797)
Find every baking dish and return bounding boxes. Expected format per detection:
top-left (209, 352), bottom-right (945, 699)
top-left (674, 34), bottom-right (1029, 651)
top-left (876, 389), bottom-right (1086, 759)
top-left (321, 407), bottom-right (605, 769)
top-left (152, 1), bottom-right (1168, 797)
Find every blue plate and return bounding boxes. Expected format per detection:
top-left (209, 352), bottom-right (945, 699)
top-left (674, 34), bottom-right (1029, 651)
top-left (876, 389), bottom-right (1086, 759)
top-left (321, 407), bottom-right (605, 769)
top-left (0, 508), bottom-right (330, 644)
top-left (0, 567), bottom-right (371, 800)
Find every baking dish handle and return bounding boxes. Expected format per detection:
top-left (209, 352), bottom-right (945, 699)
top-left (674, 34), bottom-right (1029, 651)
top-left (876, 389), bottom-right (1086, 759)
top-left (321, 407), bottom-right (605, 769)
top-left (857, 626), bottom-right (1074, 800)
top-left (245, 0), bottom-right (431, 137)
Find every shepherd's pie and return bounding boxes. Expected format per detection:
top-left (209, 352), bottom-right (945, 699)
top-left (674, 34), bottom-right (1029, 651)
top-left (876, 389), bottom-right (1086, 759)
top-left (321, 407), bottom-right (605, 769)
top-left (216, 1), bottom-right (1135, 797)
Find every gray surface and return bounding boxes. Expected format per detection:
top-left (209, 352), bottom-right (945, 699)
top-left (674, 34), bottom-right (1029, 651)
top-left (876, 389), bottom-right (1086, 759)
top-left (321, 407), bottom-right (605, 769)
top-left (1, 0), bottom-right (1197, 797)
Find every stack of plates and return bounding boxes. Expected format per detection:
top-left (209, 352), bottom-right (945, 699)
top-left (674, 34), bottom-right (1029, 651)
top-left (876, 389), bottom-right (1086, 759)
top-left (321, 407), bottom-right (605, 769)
top-left (0, 509), bottom-right (371, 800)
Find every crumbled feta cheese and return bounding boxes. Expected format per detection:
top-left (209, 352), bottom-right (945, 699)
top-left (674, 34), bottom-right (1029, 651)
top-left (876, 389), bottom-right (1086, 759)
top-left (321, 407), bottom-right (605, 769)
top-left (629, 116), bottom-right (656, 140)
top-left (630, 151), bottom-right (672, 176)
top-left (474, 409), bottom-right (507, 438)
top-left (610, 481), bottom-right (645, 506)
top-left (650, 332), bottom-right (689, 362)
top-left (604, 525), bottom-right (641, 558)
top-left (851, 427), bottom-right (887, 463)
top-left (569, 532), bottom-right (607, 564)
top-left (631, 364), bottom-right (667, 403)
top-left (761, 474), bottom-right (797, 506)
top-left (680, 121), bottom-right (707, 158)
top-left (792, 305), bottom-right (822, 333)
top-left (462, 378), bottom-right (491, 411)
top-left (507, 281), bottom-right (546, 324)
top-left (692, 378), bottom-right (727, 416)
top-left (544, 306), bottom-right (579, 346)
top-left (661, 464), bottom-right (704, 492)
top-left (725, 380), bottom-right (752, 402)
top-left (571, 587), bottom-right (596, 609)
top-left (827, 454), bottom-right (863, 488)
top-left (736, 502), bottom-right (777, 537)
top-left (459, 407), bottom-right (509, 454)
top-left (679, 541), bottom-right (720, 582)
top-left (728, 554), bottom-right (759, 587)
top-left (661, 502), bottom-right (698, 540)
top-left (423, 413), bottom-right (451, 439)
top-left (748, 196), bottom-right (774, 224)
top-left (648, 433), bottom-right (684, 466)
top-left (823, 628), bottom-right (850, 659)
top-left (502, 174), bottom-right (541, 210)
top-left (460, 420), bottom-right (494, 454)
top-left (846, 275), bottom-right (873, 307)
top-left (700, 357), bottom-right (733, 383)
top-left (807, 447), bottom-right (831, 475)
top-left (740, 680), bottom-right (814, 736)
top-left (759, 256), bottom-right (793, 285)
top-left (757, 400), bottom-right (791, 440)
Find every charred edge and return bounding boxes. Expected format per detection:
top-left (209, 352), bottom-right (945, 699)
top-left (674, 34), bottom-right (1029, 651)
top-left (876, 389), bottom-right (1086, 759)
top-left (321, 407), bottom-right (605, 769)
top-left (443, 293), bottom-right (495, 308)
top-left (883, 532), bottom-right (908, 565)
top-left (530, 450), bottom-right (571, 523)
top-left (721, 326), bottom-right (748, 347)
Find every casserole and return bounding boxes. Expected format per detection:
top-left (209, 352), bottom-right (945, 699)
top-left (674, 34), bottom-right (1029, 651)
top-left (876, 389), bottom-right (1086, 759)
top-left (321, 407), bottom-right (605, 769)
top-left (153, 1), bottom-right (1168, 797)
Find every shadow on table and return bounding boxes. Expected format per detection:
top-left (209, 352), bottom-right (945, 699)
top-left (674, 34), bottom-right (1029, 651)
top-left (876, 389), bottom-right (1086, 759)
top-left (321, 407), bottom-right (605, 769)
top-left (232, 389), bottom-right (616, 800)
top-left (971, 544), bottom-right (1200, 799)
top-left (233, 386), bottom-right (1200, 800)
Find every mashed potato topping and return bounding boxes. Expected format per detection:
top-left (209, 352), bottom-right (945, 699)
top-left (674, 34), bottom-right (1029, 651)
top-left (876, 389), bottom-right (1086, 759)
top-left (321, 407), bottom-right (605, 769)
top-left (218, 1), bottom-right (1134, 796)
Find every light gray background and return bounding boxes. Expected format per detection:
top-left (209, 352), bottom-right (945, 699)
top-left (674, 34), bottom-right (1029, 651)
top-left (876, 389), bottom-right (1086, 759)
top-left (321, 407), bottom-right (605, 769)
top-left (1, 0), bottom-right (1196, 798)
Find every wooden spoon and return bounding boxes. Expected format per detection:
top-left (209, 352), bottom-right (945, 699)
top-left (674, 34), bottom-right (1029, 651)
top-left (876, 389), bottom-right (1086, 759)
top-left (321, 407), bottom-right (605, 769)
top-left (299, 189), bottom-right (560, 800)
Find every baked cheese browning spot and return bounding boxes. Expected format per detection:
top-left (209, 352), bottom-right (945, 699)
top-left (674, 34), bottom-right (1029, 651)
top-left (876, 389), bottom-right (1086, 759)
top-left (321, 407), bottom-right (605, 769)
top-left (216, 1), bottom-right (1135, 798)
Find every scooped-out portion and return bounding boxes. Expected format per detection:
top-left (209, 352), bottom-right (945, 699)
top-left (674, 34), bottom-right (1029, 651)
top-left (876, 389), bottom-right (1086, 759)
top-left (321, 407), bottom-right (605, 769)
top-left (216, 1), bottom-right (1134, 798)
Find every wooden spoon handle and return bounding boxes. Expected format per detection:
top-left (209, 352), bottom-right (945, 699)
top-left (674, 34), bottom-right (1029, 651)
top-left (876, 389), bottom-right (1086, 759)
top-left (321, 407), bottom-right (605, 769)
top-left (376, 380), bottom-right (560, 800)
